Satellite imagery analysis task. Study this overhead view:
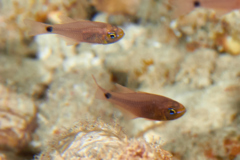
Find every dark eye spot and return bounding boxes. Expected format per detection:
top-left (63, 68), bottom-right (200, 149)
top-left (110, 35), bottom-right (115, 39)
top-left (104, 93), bottom-right (111, 99)
top-left (108, 32), bottom-right (116, 39)
top-left (46, 26), bottom-right (53, 32)
top-left (168, 108), bottom-right (176, 115)
top-left (194, 1), bottom-right (200, 7)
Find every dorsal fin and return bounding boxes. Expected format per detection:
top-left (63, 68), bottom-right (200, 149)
top-left (92, 75), bottom-right (138, 119)
top-left (58, 14), bottom-right (78, 23)
top-left (113, 83), bottom-right (135, 93)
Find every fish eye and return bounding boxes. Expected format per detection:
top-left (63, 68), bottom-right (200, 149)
top-left (168, 108), bottom-right (176, 115)
top-left (108, 32), bottom-right (116, 39)
top-left (46, 26), bottom-right (53, 32)
top-left (193, 1), bottom-right (200, 7)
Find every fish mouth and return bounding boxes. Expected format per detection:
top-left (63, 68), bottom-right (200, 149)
top-left (177, 107), bottom-right (187, 115)
top-left (117, 28), bottom-right (125, 38)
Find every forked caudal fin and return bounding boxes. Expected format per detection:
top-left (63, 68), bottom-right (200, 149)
top-left (24, 19), bottom-right (52, 36)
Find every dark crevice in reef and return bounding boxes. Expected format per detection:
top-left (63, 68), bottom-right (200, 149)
top-left (110, 71), bottom-right (140, 90)
top-left (33, 84), bottom-right (50, 100)
top-left (110, 71), bottom-right (128, 86)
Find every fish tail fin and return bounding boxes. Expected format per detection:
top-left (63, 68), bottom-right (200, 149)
top-left (24, 19), bottom-right (50, 36)
top-left (92, 75), bottom-right (108, 100)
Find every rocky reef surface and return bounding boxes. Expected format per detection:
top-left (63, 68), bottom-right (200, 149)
top-left (0, 0), bottom-right (240, 160)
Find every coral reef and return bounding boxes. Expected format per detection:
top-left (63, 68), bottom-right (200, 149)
top-left (29, 11), bottom-right (240, 159)
top-left (32, 52), bottom-right (113, 149)
top-left (176, 48), bottom-right (217, 88)
top-left (1, 0), bottom-right (240, 160)
top-left (170, 8), bottom-right (240, 55)
top-left (36, 120), bottom-right (172, 160)
top-left (0, 83), bottom-right (37, 151)
top-left (0, 55), bottom-right (52, 97)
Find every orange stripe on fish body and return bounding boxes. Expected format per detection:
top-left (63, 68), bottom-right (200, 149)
top-left (92, 75), bottom-right (186, 121)
top-left (24, 16), bottom-right (124, 45)
top-left (169, 0), bottom-right (240, 18)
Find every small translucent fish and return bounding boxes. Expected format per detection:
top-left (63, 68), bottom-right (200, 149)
top-left (169, 0), bottom-right (240, 18)
top-left (24, 16), bottom-right (124, 45)
top-left (92, 76), bottom-right (186, 121)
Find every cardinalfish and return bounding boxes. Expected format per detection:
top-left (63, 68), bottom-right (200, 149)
top-left (24, 16), bottom-right (124, 45)
top-left (169, 0), bottom-right (240, 18)
top-left (92, 76), bottom-right (186, 121)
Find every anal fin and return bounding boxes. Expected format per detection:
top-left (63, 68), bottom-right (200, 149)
top-left (113, 104), bottom-right (138, 120)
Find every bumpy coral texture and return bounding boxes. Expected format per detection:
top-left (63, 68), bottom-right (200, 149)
top-left (0, 84), bottom-right (37, 151)
top-left (36, 120), bottom-right (172, 160)
top-left (1, 0), bottom-right (240, 159)
top-left (171, 8), bottom-right (240, 55)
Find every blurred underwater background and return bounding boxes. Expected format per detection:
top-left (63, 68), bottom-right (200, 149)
top-left (0, 0), bottom-right (240, 159)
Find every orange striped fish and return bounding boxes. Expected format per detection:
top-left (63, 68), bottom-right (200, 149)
top-left (24, 17), bottom-right (124, 45)
top-left (169, 0), bottom-right (240, 18)
top-left (92, 76), bottom-right (186, 121)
